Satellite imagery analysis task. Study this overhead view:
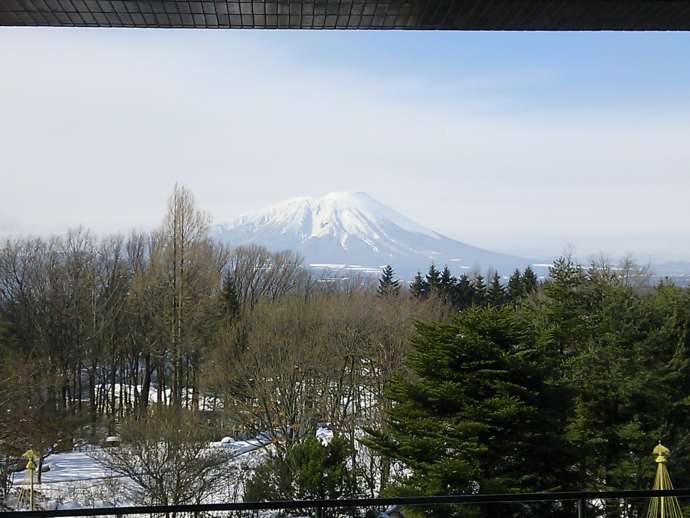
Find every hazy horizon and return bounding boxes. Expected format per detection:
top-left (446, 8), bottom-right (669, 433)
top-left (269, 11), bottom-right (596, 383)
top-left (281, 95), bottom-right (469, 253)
top-left (1, 28), bottom-right (689, 262)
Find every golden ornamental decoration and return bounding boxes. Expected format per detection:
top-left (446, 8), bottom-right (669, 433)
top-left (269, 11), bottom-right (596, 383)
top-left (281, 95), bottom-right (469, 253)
top-left (646, 441), bottom-right (683, 518)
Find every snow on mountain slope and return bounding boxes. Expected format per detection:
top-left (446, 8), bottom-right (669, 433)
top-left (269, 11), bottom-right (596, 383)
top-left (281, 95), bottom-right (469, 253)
top-left (210, 192), bottom-right (539, 278)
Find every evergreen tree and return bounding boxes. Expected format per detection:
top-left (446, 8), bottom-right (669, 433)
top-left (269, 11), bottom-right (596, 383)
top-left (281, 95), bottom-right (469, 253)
top-left (522, 266), bottom-right (539, 294)
top-left (537, 262), bottom-right (690, 496)
top-left (439, 265), bottom-right (456, 304)
top-left (426, 263), bottom-right (442, 294)
top-left (409, 272), bottom-right (429, 299)
top-left (454, 274), bottom-right (474, 310)
top-left (245, 434), bottom-right (361, 502)
top-left (486, 271), bottom-right (505, 307)
top-left (471, 273), bottom-right (486, 306)
top-left (506, 269), bottom-right (524, 303)
top-left (377, 265), bottom-right (400, 298)
top-left (221, 270), bottom-right (241, 319)
top-left (367, 306), bottom-right (575, 513)
top-left (541, 257), bottom-right (588, 355)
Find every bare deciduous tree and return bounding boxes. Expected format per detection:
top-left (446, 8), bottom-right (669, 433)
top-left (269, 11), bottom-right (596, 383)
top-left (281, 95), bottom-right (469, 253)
top-left (94, 410), bottom-right (231, 506)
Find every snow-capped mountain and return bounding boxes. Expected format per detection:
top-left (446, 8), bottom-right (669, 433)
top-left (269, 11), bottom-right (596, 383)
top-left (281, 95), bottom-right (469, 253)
top-left (210, 192), bottom-right (541, 278)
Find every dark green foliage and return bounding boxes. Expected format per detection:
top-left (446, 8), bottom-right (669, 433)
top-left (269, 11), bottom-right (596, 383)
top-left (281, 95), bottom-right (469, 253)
top-left (471, 274), bottom-right (486, 306)
top-left (539, 260), bottom-right (690, 494)
top-left (522, 266), bottom-right (539, 294)
top-left (367, 306), bottom-right (575, 516)
top-left (409, 264), bottom-right (541, 312)
top-left (378, 265), bottom-right (401, 298)
top-left (507, 269), bottom-right (524, 303)
top-left (438, 266), bottom-right (456, 304)
top-left (426, 264), bottom-right (442, 293)
top-left (453, 274), bottom-right (474, 310)
top-left (541, 257), bottom-right (588, 355)
top-left (221, 270), bottom-right (241, 319)
top-left (245, 435), bottom-right (361, 502)
top-left (370, 257), bottom-right (690, 516)
top-left (410, 272), bottom-right (429, 299)
top-left (485, 272), bottom-right (505, 307)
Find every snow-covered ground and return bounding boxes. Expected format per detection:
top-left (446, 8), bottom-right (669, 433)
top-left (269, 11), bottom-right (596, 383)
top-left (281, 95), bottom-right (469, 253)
top-left (8, 435), bottom-right (269, 511)
top-left (7, 425), bottom-right (352, 512)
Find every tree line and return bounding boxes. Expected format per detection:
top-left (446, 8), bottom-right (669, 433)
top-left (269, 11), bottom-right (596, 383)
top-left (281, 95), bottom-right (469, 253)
top-left (2, 186), bottom-right (689, 517)
top-left (403, 263), bottom-right (538, 308)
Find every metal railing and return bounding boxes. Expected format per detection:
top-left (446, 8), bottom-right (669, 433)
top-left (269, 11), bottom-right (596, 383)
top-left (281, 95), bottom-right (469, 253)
top-left (3, 489), bottom-right (690, 517)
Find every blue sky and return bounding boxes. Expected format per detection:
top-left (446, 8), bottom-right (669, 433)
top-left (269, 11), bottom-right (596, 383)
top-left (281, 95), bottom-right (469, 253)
top-left (1, 28), bottom-right (689, 261)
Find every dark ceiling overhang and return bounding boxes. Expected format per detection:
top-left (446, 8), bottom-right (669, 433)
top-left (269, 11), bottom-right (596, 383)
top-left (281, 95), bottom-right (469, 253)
top-left (2, 1), bottom-right (690, 30)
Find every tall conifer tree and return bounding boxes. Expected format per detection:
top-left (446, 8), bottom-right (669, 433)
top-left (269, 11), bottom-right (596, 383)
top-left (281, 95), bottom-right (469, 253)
top-left (409, 272), bottom-right (429, 299)
top-left (366, 306), bottom-right (575, 507)
top-left (471, 273), bottom-right (487, 306)
top-left (221, 270), bottom-right (241, 319)
top-left (486, 271), bottom-right (505, 307)
top-left (426, 263), bottom-right (442, 294)
top-left (523, 266), bottom-right (539, 294)
top-left (377, 265), bottom-right (400, 298)
top-left (454, 274), bottom-right (474, 310)
top-left (439, 265), bottom-right (456, 304)
top-left (507, 269), bottom-right (524, 303)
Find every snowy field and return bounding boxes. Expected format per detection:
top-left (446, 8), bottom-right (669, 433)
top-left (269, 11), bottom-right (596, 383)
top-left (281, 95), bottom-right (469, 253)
top-left (8, 436), bottom-right (268, 511)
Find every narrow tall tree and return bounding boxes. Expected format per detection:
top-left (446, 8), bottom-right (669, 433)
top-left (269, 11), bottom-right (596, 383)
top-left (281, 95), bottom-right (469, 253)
top-left (471, 273), bottom-right (487, 306)
top-left (221, 270), bottom-right (241, 319)
top-left (507, 269), bottom-right (524, 303)
top-left (454, 274), bottom-right (474, 310)
top-left (522, 266), bottom-right (539, 294)
top-left (377, 265), bottom-right (400, 298)
top-left (439, 265), bottom-right (456, 304)
top-left (162, 184), bottom-right (212, 409)
top-left (409, 272), bottom-right (429, 299)
top-left (486, 271), bottom-right (505, 307)
top-left (425, 264), bottom-right (442, 294)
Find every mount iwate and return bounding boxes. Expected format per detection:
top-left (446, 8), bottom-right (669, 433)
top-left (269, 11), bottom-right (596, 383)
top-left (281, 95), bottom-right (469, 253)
top-left (210, 192), bottom-right (543, 278)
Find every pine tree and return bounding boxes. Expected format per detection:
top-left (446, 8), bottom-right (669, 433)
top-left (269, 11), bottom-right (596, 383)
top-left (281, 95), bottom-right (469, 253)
top-left (426, 263), bottom-right (442, 294)
top-left (507, 269), bottom-right (524, 303)
top-left (245, 434), bottom-right (360, 501)
top-left (471, 273), bottom-right (486, 306)
top-left (366, 306), bottom-right (575, 506)
top-left (522, 266), bottom-right (539, 294)
top-left (439, 265), bottom-right (456, 304)
top-left (486, 271), bottom-right (505, 307)
top-left (454, 274), bottom-right (474, 310)
top-left (377, 265), bottom-right (400, 298)
top-left (537, 262), bottom-right (690, 494)
top-left (221, 270), bottom-right (241, 319)
top-left (540, 257), bottom-right (587, 355)
top-left (409, 272), bottom-right (429, 299)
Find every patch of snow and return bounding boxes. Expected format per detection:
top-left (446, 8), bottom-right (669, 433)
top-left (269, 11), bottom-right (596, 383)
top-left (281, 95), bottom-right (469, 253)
top-left (9, 434), bottom-right (270, 510)
top-left (316, 427), bottom-right (334, 446)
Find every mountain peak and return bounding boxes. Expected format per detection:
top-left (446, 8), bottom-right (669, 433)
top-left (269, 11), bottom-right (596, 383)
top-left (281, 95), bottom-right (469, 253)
top-left (321, 191), bottom-right (373, 201)
top-left (211, 192), bottom-right (535, 278)
top-left (226, 191), bottom-right (439, 241)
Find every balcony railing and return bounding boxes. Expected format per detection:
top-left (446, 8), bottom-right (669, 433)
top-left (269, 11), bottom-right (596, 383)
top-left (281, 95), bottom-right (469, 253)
top-left (4, 489), bottom-right (690, 517)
